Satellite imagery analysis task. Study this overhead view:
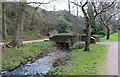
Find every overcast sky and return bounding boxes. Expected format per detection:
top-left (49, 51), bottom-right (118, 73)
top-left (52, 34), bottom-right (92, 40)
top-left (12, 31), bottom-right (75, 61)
top-left (27, 0), bottom-right (84, 16)
top-left (27, 0), bottom-right (69, 11)
top-left (7, 0), bottom-right (118, 17)
top-left (27, 0), bottom-right (118, 12)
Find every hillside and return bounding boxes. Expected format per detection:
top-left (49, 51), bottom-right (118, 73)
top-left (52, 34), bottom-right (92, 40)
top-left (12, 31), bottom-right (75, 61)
top-left (4, 3), bottom-right (85, 42)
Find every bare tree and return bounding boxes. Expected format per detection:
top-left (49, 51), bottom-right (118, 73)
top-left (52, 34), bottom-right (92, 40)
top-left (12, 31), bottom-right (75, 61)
top-left (8, 2), bottom-right (26, 47)
top-left (53, 5), bottom-right (56, 11)
top-left (100, 10), bottom-right (120, 39)
top-left (71, 1), bottom-right (115, 51)
top-left (27, 2), bottom-right (51, 30)
top-left (29, 4), bottom-right (41, 30)
top-left (74, 0), bottom-right (79, 17)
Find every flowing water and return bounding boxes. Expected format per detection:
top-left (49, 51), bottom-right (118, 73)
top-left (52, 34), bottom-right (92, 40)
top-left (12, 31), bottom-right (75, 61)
top-left (1, 51), bottom-right (67, 76)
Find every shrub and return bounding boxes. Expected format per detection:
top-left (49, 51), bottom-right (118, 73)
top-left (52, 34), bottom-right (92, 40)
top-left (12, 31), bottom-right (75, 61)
top-left (91, 20), bottom-right (100, 35)
top-left (54, 16), bottom-right (73, 33)
top-left (98, 31), bottom-right (106, 36)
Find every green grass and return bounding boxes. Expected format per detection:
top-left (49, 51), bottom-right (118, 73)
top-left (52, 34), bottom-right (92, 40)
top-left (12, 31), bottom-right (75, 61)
top-left (3, 31), bottom-right (42, 42)
top-left (101, 31), bottom-right (120, 42)
top-left (22, 31), bottom-right (42, 41)
top-left (54, 44), bottom-right (109, 75)
top-left (2, 41), bottom-right (55, 71)
top-left (3, 34), bottom-right (13, 42)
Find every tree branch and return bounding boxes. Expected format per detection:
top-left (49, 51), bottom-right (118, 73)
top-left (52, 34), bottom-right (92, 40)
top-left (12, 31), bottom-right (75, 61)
top-left (106, 11), bottom-right (120, 23)
top-left (100, 15), bottom-right (109, 28)
top-left (27, 2), bottom-right (51, 5)
top-left (70, 0), bottom-right (89, 20)
top-left (117, 18), bottom-right (120, 22)
top-left (94, 2), bottom-right (115, 18)
top-left (81, 1), bottom-right (89, 19)
top-left (91, 2), bottom-right (98, 15)
top-left (71, 0), bottom-right (89, 22)
top-left (70, 1), bottom-right (82, 7)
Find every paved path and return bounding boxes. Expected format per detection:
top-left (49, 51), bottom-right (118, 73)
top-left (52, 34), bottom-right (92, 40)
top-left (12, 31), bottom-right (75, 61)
top-left (22, 38), bottom-right (49, 44)
top-left (0, 38), bottom-right (49, 46)
top-left (97, 42), bottom-right (118, 75)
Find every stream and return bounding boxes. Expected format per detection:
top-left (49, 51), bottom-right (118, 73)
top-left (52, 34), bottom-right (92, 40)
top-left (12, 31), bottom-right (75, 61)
top-left (0, 51), bottom-right (68, 77)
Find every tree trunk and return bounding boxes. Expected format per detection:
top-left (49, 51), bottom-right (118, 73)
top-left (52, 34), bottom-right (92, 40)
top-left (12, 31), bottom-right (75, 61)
top-left (8, 2), bottom-right (25, 47)
top-left (84, 28), bottom-right (91, 51)
top-left (100, 15), bottom-right (111, 40)
top-left (9, 14), bottom-right (21, 47)
top-left (29, 8), bottom-right (36, 30)
top-left (2, 2), bottom-right (6, 38)
top-left (106, 27), bottom-right (110, 39)
top-left (76, 1), bottom-right (79, 17)
top-left (20, 3), bottom-right (26, 44)
top-left (102, 21), bottom-right (110, 40)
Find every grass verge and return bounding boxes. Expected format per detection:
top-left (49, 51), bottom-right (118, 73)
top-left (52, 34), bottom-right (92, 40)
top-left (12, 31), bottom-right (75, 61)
top-left (100, 31), bottom-right (120, 42)
top-left (3, 31), bottom-right (44, 42)
top-left (2, 41), bottom-right (56, 71)
top-left (48, 44), bottom-right (109, 75)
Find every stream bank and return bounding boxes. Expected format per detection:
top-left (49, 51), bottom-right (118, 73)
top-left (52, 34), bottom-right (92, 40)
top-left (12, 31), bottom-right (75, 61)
top-left (0, 51), bottom-right (68, 77)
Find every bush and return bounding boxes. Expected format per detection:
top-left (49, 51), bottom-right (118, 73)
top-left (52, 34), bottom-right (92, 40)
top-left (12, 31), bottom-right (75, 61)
top-left (91, 20), bottom-right (100, 35)
top-left (54, 16), bottom-right (73, 33)
top-left (98, 31), bottom-right (106, 36)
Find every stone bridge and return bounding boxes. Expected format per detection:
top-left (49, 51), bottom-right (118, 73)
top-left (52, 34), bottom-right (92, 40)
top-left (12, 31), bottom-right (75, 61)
top-left (49, 33), bottom-right (96, 49)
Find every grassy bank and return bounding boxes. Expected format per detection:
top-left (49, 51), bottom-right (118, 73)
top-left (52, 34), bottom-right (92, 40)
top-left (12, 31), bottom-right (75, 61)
top-left (49, 44), bottom-right (109, 75)
top-left (2, 41), bottom-right (56, 71)
top-left (3, 31), bottom-right (45, 42)
top-left (101, 31), bottom-right (120, 42)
